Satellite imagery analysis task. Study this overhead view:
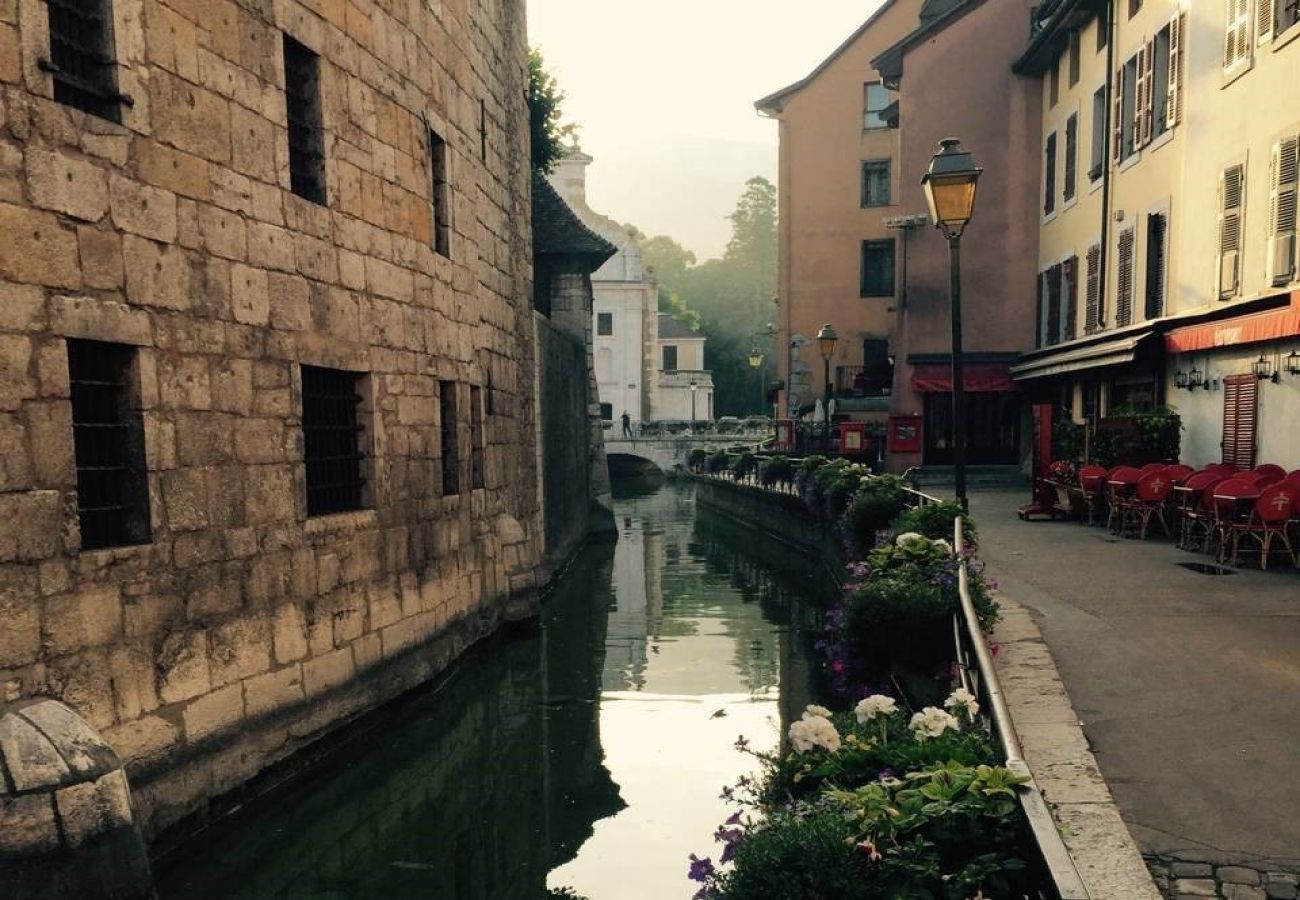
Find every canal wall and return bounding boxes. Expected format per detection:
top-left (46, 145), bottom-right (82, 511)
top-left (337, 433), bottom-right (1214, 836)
top-left (692, 478), bottom-right (846, 579)
top-left (0, 0), bottom-right (547, 881)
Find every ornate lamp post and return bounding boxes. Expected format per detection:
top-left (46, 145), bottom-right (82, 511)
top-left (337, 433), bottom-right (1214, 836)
top-left (921, 139), bottom-right (982, 510)
top-left (690, 380), bottom-right (698, 422)
top-left (748, 345), bottom-right (764, 415)
top-left (816, 323), bottom-right (838, 453)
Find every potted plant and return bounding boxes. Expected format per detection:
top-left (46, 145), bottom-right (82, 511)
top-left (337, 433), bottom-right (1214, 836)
top-left (1046, 459), bottom-right (1085, 518)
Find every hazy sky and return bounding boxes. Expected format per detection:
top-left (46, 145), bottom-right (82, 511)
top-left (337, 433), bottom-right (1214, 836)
top-left (527, 1), bottom-right (882, 260)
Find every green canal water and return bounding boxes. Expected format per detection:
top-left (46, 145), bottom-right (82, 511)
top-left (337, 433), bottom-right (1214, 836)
top-left (155, 480), bottom-right (834, 900)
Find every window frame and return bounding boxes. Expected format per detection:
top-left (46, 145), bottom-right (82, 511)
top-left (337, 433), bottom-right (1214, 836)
top-left (301, 365), bottom-right (370, 518)
top-left (1043, 130), bottom-right (1058, 218)
top-left (439, 380), bottom-right (461, 497)
top-left (1089, 84), bottom-right (1107, 184)
top-left (67, 339), bottom-right (152, 551)
top-left (662, 344), bottom-right (679, 372)
top-left (860, 238), bottom-right (896, 298)
top-left (596, 311), bottom-right (613, 336)
top-left (428, 126), bottom-right (452, 257)
top-left (283, 35), bottom-right (327, 205)
top-left (862, 81), bottom-right (892, 130)
top-left (1144, 208), bottom-right (1168, 320)
top-left (45, 0), bottom-right (123, 122)
top-left (860, 159), bottom-right (891, 208)
top-left (1063, 112), bottom-right (1079, 205)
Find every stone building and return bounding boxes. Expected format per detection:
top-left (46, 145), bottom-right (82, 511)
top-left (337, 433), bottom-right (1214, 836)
top-left (0, 0), bottom-right (539, 869)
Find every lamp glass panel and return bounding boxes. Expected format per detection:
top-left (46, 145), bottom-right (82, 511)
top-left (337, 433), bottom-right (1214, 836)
top-left (927, 176), bottom-right (979, 227)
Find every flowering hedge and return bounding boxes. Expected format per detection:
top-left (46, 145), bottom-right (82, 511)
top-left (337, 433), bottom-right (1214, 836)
top-left (691, 697), bottom-right (1039, 900)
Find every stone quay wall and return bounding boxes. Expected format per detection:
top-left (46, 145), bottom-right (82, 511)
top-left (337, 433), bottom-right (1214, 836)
top-left (0, 0), bottom-right (540, 848)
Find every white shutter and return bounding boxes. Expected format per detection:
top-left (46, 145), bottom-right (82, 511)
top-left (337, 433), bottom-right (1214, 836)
top-left (1225, 0), bottom-right (1252, 68)
top-left (1268, 137), bottom-right (1299, 285)
top-left (1112, 65), bottom-right (1125, 162)
top-left (1236, 0), bottom-right (1254, 64)
top-left (1167, 14), bottom-right (1184, 127)
top-left (1259, 0), bottom-right (1276, 43)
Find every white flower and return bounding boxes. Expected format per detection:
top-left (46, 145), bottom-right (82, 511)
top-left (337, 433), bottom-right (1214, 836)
top-left (895, 531), bottom-right (927, 548)
top-left (932, 538), bottom-right (953, 554)
top-left (802, 704), bottom-right (834, 720)
top-left (788, 714), bottom-right (841, 753)
top-left (909, 706), bottom-right (960, 740)
top-left (854, 694), bottom-right (898, 723)
top-left (944, 688), bottom-right (980, 719)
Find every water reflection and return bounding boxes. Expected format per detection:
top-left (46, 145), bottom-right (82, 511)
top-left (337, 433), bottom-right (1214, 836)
top-left (155, 482), bottom-right (829, 900)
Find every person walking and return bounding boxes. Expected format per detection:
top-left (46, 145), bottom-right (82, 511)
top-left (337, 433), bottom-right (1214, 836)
top-left (620, 410), bottom-right (633, 438)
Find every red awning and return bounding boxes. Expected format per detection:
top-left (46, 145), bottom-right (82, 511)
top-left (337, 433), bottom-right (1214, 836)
top-left (911, 363), bottom-right (1016, 393)
top-left (1165, 293), bottom-right (1300, 352)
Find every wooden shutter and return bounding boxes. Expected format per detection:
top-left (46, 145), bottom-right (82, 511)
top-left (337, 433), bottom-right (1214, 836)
top-left (1259, 0), bottom-right (1276, 43)
top-left (1222, 375), bottom-right (1258, 468)
top-left (1116, 228), bottom-right (1135, 326)
top-left (1167, 14), bottom-right (1184, 127)
top-left (1112, 65), bottom-right (1125, 163)
top-left (1085, 244), bottom-right (1102, 332)
top-left (1047, 263), bottom-right (1063, 345)
top-left (1136, 41), bottom-right (1153, 148)
top-left (1144, 213), bottom-right (1167, 319)
top-left (1225, 0), bottom-right (1252, 68)
top-left (1268, 137), bottom-right (1298, 286)
top-left (1064, 115), bottom-right (1078, 201)
top-left (1219, 164), bottom-right (1244, 298)
top-left (1064, 255), bottom-right (1079, 340)
top-left (1044, 133), bottom-right (1057, 215)
top-left (1036, 271), bottom-right (1047, 347)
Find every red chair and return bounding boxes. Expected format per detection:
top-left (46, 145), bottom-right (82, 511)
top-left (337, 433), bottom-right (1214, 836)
top-left (1252, 464), bottom-right (1286, 481)
top-left (1175, 472), bottom-right (1225, 550)
top-left (1284, 471), bottom-right (1300, 488)
top-left (1078, 465), bottom-right (1109, 525)
top-left (1247, 470), bottom-right (1285, 488)
top-left (1139, 462), bottom-right (1167, 474)
top-left (1210, 478), bottom-right (1263, 562)
top-left (1105, 466), bottom-right (1143, 533)
top-left (1130, 470), bottom-right (1175, 538)
top-left (1226, 483), bottom-right (1300, 569)
top-left (1204, 463), bottom-right (1239, 476)
top-left (1163, 464), bottom-right (1194, 485)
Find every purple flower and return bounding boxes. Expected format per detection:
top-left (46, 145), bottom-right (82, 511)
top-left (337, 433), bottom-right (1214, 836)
top-left (720, 841), bottom-right (738, 864)
top-left (688, 854), bottom-right (716, 883)
top-left (725, 811), bottom-right (743, 826)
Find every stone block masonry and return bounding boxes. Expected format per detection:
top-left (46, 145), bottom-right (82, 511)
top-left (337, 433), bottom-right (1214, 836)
top-left (0, 0), bottom-right (540, 858)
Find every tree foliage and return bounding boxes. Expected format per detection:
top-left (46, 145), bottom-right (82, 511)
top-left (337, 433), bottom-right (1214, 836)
top-left (528, 49), bottom-right (575, 176)
top-left (633, 177), bottom-right (778, 416)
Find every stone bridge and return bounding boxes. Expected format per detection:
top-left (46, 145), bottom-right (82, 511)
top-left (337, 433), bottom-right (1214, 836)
top-left (602, 426), bottom-right (770, 474)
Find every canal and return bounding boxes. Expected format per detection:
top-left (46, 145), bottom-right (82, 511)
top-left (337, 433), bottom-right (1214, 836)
top-left (155, 480), bottom-right (835, 900)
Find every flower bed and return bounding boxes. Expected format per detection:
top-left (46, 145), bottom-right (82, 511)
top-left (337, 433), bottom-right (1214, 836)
top-left (686, 466), bottom-right (1049, 898)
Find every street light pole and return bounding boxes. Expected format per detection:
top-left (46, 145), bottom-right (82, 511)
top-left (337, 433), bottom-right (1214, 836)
top-left (921, 138), bottom-right (982, 512)
top-left (690, 380), bottom-right (698, 422)
top-left (816, 324), bottom-right (838, 456)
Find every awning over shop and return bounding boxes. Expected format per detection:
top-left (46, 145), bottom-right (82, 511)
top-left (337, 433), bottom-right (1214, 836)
top-left (1165, 299), bottom-right (1300, 352)
top-left (911, 363), bottom-right (1015, 392)
top-left (1010, 332), bottom-right (1152, 381)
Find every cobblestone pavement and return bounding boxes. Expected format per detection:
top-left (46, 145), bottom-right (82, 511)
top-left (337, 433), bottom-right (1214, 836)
top-left (1148, 859), bottom-right (1299, 900)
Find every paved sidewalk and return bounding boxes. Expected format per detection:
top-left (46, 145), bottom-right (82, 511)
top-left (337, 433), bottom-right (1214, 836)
top-left (970, 489), bottom-right (1300, 880)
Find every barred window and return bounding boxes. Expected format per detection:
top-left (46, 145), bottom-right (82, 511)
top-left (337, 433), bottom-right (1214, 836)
top-left (860, 239), bottom-right (895, 297)
top-left (861, 159), bottom-right (890, 207)
top-left (301, 366), bottom-right (366, 516)
top-left (68, 340), bottom-right (150, 550)
top-left (429, 126), bottom-right (451, 257)
top-left (45, 0), bottom-right (122, 121)
top-left (284, 36), bottom-right (326, 205)
top-left (440, 380), bottom-right (460, 496)
top-left (470, 385), bottom-right (485, 490)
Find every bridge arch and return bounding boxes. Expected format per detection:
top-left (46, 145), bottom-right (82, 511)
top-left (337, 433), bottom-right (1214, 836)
top-left (607, 451), bottom-right (668, 477)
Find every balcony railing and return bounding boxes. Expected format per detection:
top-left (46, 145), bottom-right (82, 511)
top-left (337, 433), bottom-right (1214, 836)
top-left (835, 365), bottom-right (891, 397)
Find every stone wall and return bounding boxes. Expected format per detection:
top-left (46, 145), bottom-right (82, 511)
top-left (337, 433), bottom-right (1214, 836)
top-left (0, 0), bottom-right (540, 846)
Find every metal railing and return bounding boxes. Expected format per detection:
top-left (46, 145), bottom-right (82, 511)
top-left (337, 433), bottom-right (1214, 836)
top-left (953, 516), bottom-right (1090, 900)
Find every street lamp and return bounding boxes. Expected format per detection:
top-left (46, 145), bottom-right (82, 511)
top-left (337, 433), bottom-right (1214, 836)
top-left (690, 380), bottom-right (698, 422)
top-left (921, 138), bottom-right (982, 510)
top-left (816, 323), bottom-right (838, 453)
top-left (748, 345), bottom-right (764, 414)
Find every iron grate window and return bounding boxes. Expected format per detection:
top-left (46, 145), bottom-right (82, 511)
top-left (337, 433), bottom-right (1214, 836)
top-left (429, 126), bottom-right (451, 257)
top-left (860, 239), bottom-right (896, 297)
top-left (302, 366), bottom-right (366, 516)
top-left (45, 0), bottom-right (122, 121)
top-left (470, 385), bottom-right (485, 490)
top-left (284, 35), bottom-right (326, 205)
top-left (68, 340), bottom-right (150, 550)
top-left (440, 380), bottom-right (460, 496)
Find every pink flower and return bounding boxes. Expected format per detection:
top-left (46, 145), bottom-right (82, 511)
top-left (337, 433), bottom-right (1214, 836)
top-left (831, 659), bottom-right (845, 673)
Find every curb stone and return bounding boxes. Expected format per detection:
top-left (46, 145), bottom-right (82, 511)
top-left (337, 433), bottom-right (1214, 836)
top-left (990, 598), bottom-right (1162, 900)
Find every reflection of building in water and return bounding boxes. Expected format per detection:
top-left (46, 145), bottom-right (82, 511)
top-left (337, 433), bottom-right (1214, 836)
top-left (542, 541), bottom-right (626, 870)
top-left (602, 501), bottom-right (664, 690)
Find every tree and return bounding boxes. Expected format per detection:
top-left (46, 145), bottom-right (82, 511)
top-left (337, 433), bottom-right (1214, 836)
top-left (528, 49), bottom-right (575, 176)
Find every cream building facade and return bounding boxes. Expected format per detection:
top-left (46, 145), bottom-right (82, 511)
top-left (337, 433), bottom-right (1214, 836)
top-left (655, 314), bottom-right (714, 421)
top-left (548, 152), bottom-right (658, 423)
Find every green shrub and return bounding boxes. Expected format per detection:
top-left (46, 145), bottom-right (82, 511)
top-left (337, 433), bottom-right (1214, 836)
top-left (797, 455), bottom-right (829, 479)
top-left (811, 460), bottom-right (868, 519)
top-left (890, 500), bottom-right (975, 545)
top-left (841, 475), bottom-right (907, 555)
top-left (707, 450), bottom-right (730, 474)
top-left (1093, 406), bottom-right (1181, 467)
top-left (687, 448), bottom-right (709, 472)
top-left (758, 455), bottom-right (794, 488)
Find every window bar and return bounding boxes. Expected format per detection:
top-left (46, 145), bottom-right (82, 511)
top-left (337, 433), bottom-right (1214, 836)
top-left (44, 0), bottom-right (124, 120)
top-left (302, 366), bottom-right (366, 516)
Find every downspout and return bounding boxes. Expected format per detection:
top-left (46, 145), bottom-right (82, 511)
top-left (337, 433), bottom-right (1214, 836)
top-left (1097, 0), bottom-right (1116, 414)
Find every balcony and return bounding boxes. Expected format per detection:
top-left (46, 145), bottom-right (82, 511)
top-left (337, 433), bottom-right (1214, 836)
top-left (835, 365), bottom-right (891, 398)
